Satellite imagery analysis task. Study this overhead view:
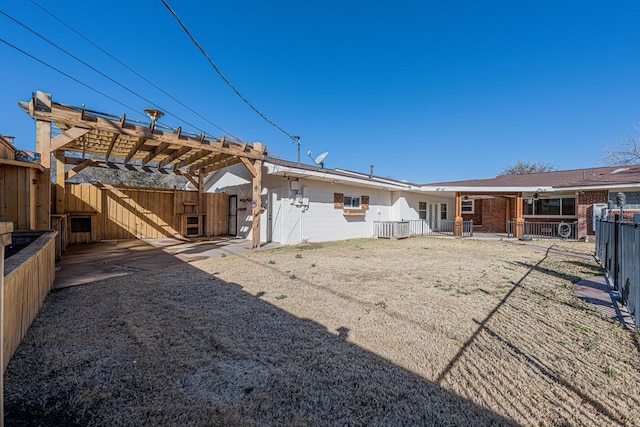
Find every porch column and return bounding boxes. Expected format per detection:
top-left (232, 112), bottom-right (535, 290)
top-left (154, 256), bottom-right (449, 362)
top-left (34, 91), bottom-right (52, 229)
top-left (514, 192), bottom-right (525, 238)
top-left (454, 192), bottom-right (463, 236)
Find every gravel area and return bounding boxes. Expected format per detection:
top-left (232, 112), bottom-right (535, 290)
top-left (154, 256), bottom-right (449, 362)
top-left (4, 237), bottom-right (640, 426)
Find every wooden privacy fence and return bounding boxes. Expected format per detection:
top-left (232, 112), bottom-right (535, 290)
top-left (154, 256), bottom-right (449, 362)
top-left (595, 217), bottom-right (640, 329)
top-left (64, 183), bottom-right (228, 244)
top-left (3, 231), bottom-right (56, 371)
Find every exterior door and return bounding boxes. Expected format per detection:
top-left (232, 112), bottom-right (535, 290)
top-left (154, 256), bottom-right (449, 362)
top-left (228, 195), bottom-right (237, 236)
top-left (428, 203), bottom-right (436, 231)
top-left (268, 191), bottom-right (283, 243)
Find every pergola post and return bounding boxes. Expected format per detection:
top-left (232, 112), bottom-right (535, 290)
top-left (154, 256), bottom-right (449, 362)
top-left (54, 150), bottom-right (66, 214)
top-left (251, 149), bottom-right (263, 249)
top-left (198, 169), bottom-right (205, 213)
top-left (514, 192), bottom-right (525, 238)
top-left (34, 92), bottom-right (52, 229)
top-left (454, 192), bottom-right (463, 237)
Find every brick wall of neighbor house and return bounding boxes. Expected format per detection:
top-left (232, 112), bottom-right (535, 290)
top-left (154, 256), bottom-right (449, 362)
top-left (481, 198), bottom-right (509, 233)
top-left (578, 190), bottom-right (608, 237)
top-left (462, 199), bottom-right (483, 226)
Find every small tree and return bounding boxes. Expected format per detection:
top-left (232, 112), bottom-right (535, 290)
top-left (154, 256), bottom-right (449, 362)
top-left (497, 160), bottom-right (557, 176)
top-left (603, 135), bottom-right (640, 165)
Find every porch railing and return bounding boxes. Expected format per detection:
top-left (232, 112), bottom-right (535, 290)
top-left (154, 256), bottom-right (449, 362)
top-left (507, 220), bottom-right (578, 240)
top-left (408, 219), bottom-right (473, 237)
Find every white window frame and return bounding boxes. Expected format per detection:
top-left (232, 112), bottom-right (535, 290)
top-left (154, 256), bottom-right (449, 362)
top-left (418, 202), bottom-right (427, 220)
top-left (461, 199), bottom-right (474, 214)
top-left (343, 196), bottom-right (361, 209)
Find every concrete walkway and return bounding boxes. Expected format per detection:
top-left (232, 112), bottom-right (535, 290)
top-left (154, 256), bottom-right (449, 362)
top-left (53, 237), bottom-right (281, 289)
top-left (574, 275), bottom-right (636, 330)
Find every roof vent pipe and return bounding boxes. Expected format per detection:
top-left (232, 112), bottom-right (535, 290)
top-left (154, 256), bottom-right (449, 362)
top-left (369, 164), bottom-right (374, 179)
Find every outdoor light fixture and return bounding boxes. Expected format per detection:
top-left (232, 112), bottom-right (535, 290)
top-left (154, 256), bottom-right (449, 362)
top-left (533, 192), bottom-right (539, 200)
top-left (144, 109), bottom-right (164, 131)
top-left (463, 195), bottom-right (469, 201)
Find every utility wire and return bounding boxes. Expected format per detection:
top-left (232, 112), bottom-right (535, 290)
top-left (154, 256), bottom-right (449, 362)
top-left (161, 0), bottom-right (298, 142)
top-left (0, 37), bottom-right (141, 115)
top-left (29, 0), bottom-right (238, 140)
top-left (0, 9), bottom-right (209, 137)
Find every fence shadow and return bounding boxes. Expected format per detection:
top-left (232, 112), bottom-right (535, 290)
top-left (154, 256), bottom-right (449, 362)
top-left (4, 261), bottom-right (517, 426)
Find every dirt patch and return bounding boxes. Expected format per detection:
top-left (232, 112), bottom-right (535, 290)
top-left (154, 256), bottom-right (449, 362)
top-left (5, 237), bottom-right (640, 426)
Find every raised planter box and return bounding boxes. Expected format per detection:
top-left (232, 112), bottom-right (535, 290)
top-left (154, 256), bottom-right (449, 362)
top-left (4, 230), bottom-right (56, 371)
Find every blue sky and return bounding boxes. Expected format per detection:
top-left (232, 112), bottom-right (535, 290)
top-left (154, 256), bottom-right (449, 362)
top-left (1, 1), bottom-right (639, 183)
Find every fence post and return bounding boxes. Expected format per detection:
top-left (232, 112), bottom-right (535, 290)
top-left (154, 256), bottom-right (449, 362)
top-left (1, 222), bottom-right (13, 427)
top-left (613, 214), bottom-right (619, 291)
top-left (635, 219), bottom-right (640, 329)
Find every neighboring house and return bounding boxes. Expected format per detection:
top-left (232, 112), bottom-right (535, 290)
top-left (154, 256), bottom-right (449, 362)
top-left (202, 158), bottom-right (452, 244)
top-left (425, 165), bottom-right (640, 239)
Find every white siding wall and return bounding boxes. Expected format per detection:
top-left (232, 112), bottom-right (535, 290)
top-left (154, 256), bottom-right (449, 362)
top-left (285, 180), bottom-right (393, 243)
top-left (204, 163), bottom-right (454, 244)
top-left (392, 192), bottom-right (452, 221)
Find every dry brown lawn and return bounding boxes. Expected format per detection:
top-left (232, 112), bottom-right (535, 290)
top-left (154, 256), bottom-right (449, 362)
top-left (5, 237), bottom-right (640, 426)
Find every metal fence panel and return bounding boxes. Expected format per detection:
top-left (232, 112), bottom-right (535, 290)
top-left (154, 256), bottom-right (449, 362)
top-left (405, 220), bottom-right (473, 237)
top-left (595, 218), bottom-right (640, 329)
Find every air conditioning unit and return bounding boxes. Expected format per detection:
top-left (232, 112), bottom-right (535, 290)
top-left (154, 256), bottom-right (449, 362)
top-left (593, 203), bottom-right (608, 230)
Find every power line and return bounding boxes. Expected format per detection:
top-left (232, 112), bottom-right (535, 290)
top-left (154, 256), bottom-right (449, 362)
top-left (29, 0), bottom-right (239, 141)
top-left (0, 9), bottom-right (208, 136)
top-left (161, 0), bottom-right (298, 142)
top-left (0, 37), bottom-right (141, 115)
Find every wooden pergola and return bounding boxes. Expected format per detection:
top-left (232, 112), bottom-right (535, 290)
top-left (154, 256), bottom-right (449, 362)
top-left (20, 91), bottom-right (267, 248)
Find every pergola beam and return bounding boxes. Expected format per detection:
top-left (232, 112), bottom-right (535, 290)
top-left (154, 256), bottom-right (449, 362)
top-left (142, 142), bottom-right (172, 166)
top-left (173, 149), bottom-right (210, 170)
top-left (125, 136), bottom-right (147, 164)
top-left (50, 126), bottom-right (91, 151)
top-left (158, 146), bottom-right (191, 168)
top-left (20, 97), bottom-right (266, 160)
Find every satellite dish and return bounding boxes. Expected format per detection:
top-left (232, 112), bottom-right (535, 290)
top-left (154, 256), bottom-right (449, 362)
top-left (307, 150), bottom-right (329, 168)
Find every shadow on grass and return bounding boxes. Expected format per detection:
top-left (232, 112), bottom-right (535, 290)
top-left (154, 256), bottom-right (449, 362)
top-left (436, 247), bottom-right (635, 426)
top-left (5, 261), bottom-right (516, 426)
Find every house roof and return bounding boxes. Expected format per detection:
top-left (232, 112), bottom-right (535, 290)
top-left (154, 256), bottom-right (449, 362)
top-left (265, 157), bottom-right (422, 190)
top-left (425, 165), bottom-right (640, 190)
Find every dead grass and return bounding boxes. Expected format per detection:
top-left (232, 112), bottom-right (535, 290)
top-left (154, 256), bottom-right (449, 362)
top-left (5, 237), bottom-right (640, 426)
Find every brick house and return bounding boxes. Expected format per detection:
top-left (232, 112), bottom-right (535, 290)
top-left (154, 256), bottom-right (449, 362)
top-left (425, 166), bottom-right (640, 239)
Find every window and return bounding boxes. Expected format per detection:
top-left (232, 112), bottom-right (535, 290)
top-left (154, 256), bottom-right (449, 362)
top-left (609, 191), bottom-right (640, 208)
top-left (461, 199), bottom-right (474, 214)
top-left (70, 217), bottom-right (91, 233)
top-left (440, 203), bottom-right (447, 220)
top-left (418, 202), bottom-right (427, 220)
top-left (343, 196), bottom-right (360, 209)
top-left (523, 197), bottom-right (576, 216)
